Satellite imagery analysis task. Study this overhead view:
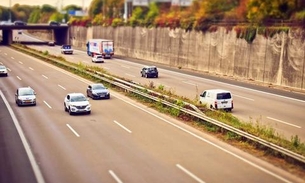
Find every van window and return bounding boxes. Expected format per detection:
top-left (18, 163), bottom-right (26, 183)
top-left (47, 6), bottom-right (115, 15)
top-left (217, 92), bottom-right (231, 100)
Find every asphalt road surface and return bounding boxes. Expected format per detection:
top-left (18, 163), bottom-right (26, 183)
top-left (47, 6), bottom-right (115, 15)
top-left (1, 46), bottom-right (304, 183)
top-left (25, 43), bottom-right (305, 142)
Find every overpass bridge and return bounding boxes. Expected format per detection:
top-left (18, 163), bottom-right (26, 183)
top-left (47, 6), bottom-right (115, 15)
top-left (0, 24), bottom-right (70, 45)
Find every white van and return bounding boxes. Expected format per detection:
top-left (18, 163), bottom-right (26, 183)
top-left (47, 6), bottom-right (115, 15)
top-left (199, 89), bottom-right (233, 111)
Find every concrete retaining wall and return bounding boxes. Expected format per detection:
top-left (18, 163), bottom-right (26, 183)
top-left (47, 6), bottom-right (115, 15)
top-left (66, 26), bottom-right (305, 90)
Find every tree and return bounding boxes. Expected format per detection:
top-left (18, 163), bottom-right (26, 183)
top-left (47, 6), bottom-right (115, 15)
top-left (247, 0), bottom-right (297, 22)
top-left (28, 8), bottom-right (41, 23)
top-left (88, 0), bottom-right (103, 18)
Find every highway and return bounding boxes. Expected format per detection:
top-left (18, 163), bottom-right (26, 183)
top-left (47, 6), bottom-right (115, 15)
top-left (25, 43), bottom-right (305, 142)
top-left (1, 46), bottom-right (304, 183)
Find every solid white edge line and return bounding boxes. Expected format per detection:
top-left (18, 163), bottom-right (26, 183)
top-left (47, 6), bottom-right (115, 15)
top-left (267, 117), bottom-right (301, 129)
top-left (0, 90), bottom-right (45, 183)
top-left (17, 76), bottom-right (22, 80)
top-left (233, 94), bottom-right (254, 101)
top-left (43, 101), bottom-right (52, 109)
top-left (113, 120), bottom-right (132, 133)
top-left (113, 94), bottom-right (294, 183)
top-left (176, 164), bottom-right (205, 183)
top-left (182, 81), bottom-right (197, 86)
top-left (125, 73), bottom-right (136, 78)
top-left (66, 124), bottom-right (80, 137)
top-left (109, 170), bottom-right (123, 183)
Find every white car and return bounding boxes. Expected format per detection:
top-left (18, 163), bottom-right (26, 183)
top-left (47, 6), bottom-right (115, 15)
top-left (92, 55), bottom-right (104, 63)
top-left (64, 93), bottom-right (91, 115)
top-left (15, 87), bottom-right (36, 106)
top-left (199, 89), bottom-right (233, 111)
top-left (0, 65), bottom-right (8, 76)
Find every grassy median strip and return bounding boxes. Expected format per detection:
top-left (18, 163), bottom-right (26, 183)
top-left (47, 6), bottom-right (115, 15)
top-left (11, 44), bottom-right (305, 173)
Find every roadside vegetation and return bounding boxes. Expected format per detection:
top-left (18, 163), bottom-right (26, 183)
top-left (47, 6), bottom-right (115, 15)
top-left (11, 44), bottom-right (305, 176)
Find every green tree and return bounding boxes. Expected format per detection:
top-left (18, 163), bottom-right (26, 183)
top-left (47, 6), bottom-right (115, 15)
top-left (64, 5), bottom-right (82, 11)
top-left (49, 12), bottom-right (64, 22)
top-left (28, 8), bottom-right (41, 23)
top-left (88, 0), bottom-right (103, 18)
top-left (145, 2), bottom-right (159, 26)
top-left (41, 4), bottom-right (57, 13)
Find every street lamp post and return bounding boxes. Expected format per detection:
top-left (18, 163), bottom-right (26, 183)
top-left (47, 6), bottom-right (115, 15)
top-left (9, 0), bottom-right (12, 22)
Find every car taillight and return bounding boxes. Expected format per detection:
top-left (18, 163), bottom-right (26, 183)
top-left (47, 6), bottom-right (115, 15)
top-left (231, 100), bottom-right (234, 109)
top-left (214, 101), bottom-right (218, 109)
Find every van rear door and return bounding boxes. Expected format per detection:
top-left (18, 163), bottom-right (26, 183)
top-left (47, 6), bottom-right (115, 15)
top-left (215, 92), bottom-right (233, 110)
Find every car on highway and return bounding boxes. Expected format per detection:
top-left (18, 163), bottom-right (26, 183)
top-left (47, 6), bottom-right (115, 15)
top-left (86, 83), bottom-right (110, 99)
top-left (60, 44), bottom-right (73, 54)
top-left (141, 66), bottom-right (159, 78)
top-left (91, 55), bottom-right (104, 63)
top-left (64, 93), bottom-right (91, 115)
top-left (0, 65), bottom-right (8, 77)
top-left (199, 89), bottom-right (233, 112)
top-left (49, 20), bottom-right (60, 26)
top-left (15, 87), bottom-right (36, 106)
top-left (13, 20), bottom-right (27, 26)
top-left (48, 41), bottom-right (55, 46)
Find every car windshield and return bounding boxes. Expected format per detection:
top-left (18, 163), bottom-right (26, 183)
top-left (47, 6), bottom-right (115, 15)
top-left (71, 95), bottom-right (87, 102)
top-left (217, 92), bottom-right (231, 100)
top-left (63, 45), bottom-right (71, 49)
top-left (148, 67), bottom-right (157, 71)
top-left (0, 66), bottom-right (6, 69)
top-left (19, 89), bottom-right (34, 96)
top-left (92, 85), bottom-right (105, 90)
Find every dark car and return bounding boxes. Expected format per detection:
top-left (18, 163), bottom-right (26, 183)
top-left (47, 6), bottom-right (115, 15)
top-left (14, 20), bottom-right (27, 26)
top-left (49, 21), bottom-right (60, 26)
top-left (48, 41), bottom-right (55, 46)
top-left (86, 84), bottom-right (110, 99)
top-left (141, 66), bottom-right (158, 78)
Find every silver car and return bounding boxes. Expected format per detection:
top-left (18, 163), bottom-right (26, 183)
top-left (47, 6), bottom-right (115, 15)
top-left (0, 65), bottom-right (8, 76)
top-left (15, 87), bottom-right (36, 106)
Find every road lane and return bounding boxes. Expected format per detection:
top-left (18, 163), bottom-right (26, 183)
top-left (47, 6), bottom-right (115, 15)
top-left (25, 44), bottom-right (305, 140)
top-left (0, 90), bottom-right (39, 183)
top-left (0, 46), bottom-right (304, 183)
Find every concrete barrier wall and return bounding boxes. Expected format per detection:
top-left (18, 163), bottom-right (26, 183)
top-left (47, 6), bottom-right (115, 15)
top-left (66, 26), bottom-right (305, 90)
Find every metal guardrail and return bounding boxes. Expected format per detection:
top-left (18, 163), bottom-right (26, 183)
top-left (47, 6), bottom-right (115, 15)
top-left (12, 44), bottom-right (305, 165)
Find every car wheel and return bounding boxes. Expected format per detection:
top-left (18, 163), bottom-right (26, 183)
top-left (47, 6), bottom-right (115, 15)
top-left (87, 111), bottom-right (91, 115)
top-left (69, 107), bottom-right (73, 115)
top-left (64, 103), bottom-right (68, 112)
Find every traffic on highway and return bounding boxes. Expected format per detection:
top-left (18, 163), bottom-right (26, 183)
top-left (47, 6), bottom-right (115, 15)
top-left (1, 43), bottom-right (304, 183)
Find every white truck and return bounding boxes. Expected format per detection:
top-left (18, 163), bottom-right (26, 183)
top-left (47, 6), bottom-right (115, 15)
top-left (86, 39), bottom-right (114, 58)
